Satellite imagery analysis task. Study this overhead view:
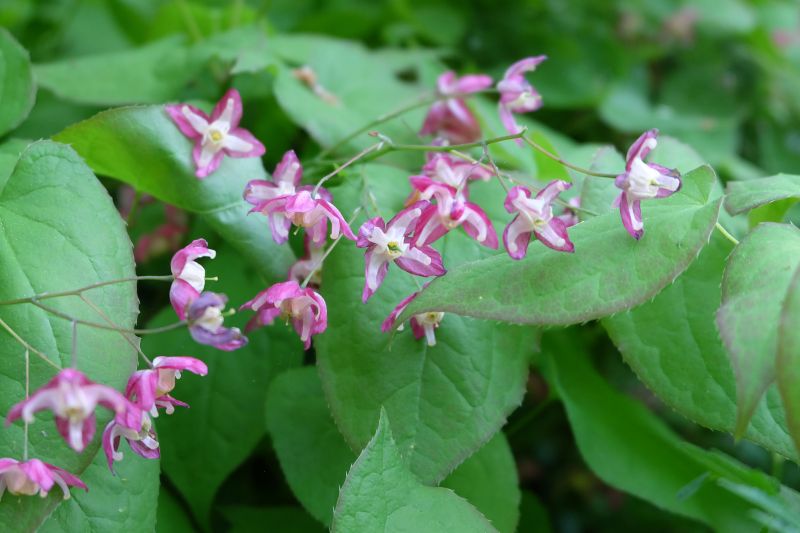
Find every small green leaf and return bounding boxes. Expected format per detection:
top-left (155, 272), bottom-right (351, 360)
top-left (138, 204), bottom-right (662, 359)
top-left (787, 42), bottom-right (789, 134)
top-left (716, 223), bottom-right (800, 436)
top-left (332, 412), bottom-right (497, 533)
top-left (725, 174), bottom-right (800, 215)
top-left (777, 265), bottom-right (800, 454)
top-left (0, 28), bottom-right (36, 136)
top-left (54, 105), bottom-right (294, 281)
top-left (400, 165), bottom-right (721, 325)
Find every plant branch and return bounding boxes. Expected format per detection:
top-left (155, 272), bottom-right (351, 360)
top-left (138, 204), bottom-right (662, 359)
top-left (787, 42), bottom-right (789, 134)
top-left (301, 207), bottom-right (363, 288)
top-left (0, 318), bottom-right (61, 370)
top-left (79, 294), bottom-right (153, 367)
top-left (715, 222), bottom-right (740, 246)
top-left (0, 275), bottom-right (177, 306)
top-left (521, 135), bottom-right (618, 179)
top-left (30, 299), bottom-right (186, 335)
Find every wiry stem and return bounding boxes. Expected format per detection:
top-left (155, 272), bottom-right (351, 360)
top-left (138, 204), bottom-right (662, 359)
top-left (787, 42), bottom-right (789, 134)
top-left (0, 318), bottom-right (61, 370)
top-left (30, 299), bottom-right (186, 335)
top-left (521, 135), bottom-right (618, 179)
top-left (313, 143), bottom-right (383, 197)
top-left (79, 294), bottom-right (153, 368)
top-left (0, 275), bottom-right (177, 306)
top-left (300, 207), bottom-right (363, 288)
top-left (715, 222), bottom-right (740, 246)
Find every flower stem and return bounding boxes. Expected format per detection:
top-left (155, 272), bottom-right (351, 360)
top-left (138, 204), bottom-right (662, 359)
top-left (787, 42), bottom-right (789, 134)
top-left (313, 143), bottom-right (383, 196)
top-left (520, 135), bottom-right (618, 179)
top-left (301, 207), bottom-right (363, 288)
top-left (79, 294), bottom-right (153, 367)
top-left (0, 318), bottom-right (61, 370)
top-left (30, 299), bottom-right (186, 335)
top-left (715, 222), bottom-right (739, 246)
top-left (0, 275), bottom-right (177, 306)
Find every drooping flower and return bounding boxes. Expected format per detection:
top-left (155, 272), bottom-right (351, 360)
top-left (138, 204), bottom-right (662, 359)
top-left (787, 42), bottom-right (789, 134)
top-left (381, 287), bottom-right (444, 346)
top-left (186, 292), bottom-right (247, 351)
top-left (125, 356), bottom-right (208, 416)
top-left (0, 458), bottom-right (86, 500)
top-left (243, 150), bottom-right (305, 244)
top-left (240, 281), bottom-right (327, 350)
top-left (410, 177), bottom-right (497, 248)
top-left (6, 369), bottom-right (135, 453)
top-left (169, 239), bottom-right (216, 320)
top-left (558, 196), bottom-right (581, 228)
top-left (357, 202), bottom-right (447, 302)
top-left (497, 56), bottom-right (547, 139)
top-left (422, 152), bottom-right (492, 187)
top-left (613, 129), bottom-right (682, 239)
top-left (420, 72), bottom-right (493, 144)
top-left (166, 88), bottom-right (265, 178)
top-left (288, 235), bottom-right (326, 287)
top-left (503, 181), bottom-right (575, 259)
top-left (102, 412), bottom-right (159, 472)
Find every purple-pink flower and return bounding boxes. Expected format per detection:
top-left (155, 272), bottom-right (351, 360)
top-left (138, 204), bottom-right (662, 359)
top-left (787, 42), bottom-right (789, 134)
top-left (613, 129), bottom-right (682, 239)
top-left (240, 281), bottom-right (327, 349)
top-left (503, 181), bottom-right (575, 259)
top-left (125, 356), bottom-right (208, 416)
top-left (6, 369), bottom-right (136, 453)
top-left (381, 287), bottom-right (444, 346)
top-left (497, 56), bottom-right (546, 139)
top-left (357, 202), bottom-right (446, 302)
top-left (558, 196), bottom-right (581, 228)
top-left (288, 235), bottom-right (326, 287)
top-left (420, 72), bottom-right (493, 144)
top-left (169, 239), bottom-right (216, 320)
top-left (102, 412), bottom-right (159, 472)
top-left (166, 88), bottom-right (265, 178)
top-left (0, 458), bottom-right (86, 500)
top-left (421, 152), bottom-right (491, 188)
top-left (186, 292), bottom-right (247, 351)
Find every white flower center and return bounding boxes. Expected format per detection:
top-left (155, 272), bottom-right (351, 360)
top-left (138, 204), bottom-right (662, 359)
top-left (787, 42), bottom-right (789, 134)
top-left (627, 158), bottom-right (663, 199)
top-left (195, 306), bottom-right (223, 332)
top-left (369, 227), bottom-right (409, 260)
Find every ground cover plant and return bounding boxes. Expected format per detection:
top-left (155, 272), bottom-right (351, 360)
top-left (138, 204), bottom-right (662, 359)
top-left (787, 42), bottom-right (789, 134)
top-left (1, 0), bottom-right (800, 531)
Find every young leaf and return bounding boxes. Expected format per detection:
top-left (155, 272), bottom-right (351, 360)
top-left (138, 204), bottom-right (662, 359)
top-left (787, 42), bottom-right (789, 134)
top-left (54, 106), bottom-right (294, 281)
top-left (399, 165), bottom-right (722, 325)
top-left (724, 174), bottom-right (800, 215)
top-left (777, 265), bottom-right (800, 454)
top-left (543, 332), bottom-right (775, 532)
top-left (0, 141), bottom-right (138, 528)
top-left (331, 412), bottom-right (497, 533)
top-left (716, 223), bottom-right (800, 436)
top-left (0, 28), bottom-right (36, 136)
top-left (604, 232), bottom-right (796, 460)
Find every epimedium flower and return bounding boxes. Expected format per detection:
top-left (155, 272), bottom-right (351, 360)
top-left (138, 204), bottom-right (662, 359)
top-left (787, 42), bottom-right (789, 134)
top-left (5, 369), bottom-right (136, 453)
top-left (420, 71), bottom-right (493, 144)
top-left (381, 287), bottom-right (444, 346)
top-left (558, 196), bottom-right (581, 228)
top-left (288, 235), bottom-right (326, 287)
top-left (186, 292), bottom-right (248, 351)
top-left (166, 88), bottom-right (265, 178)
top-left (240, 281), bottom-right (327, 350)
top-left (125, 356), bottom-right (208, 416)
top-left (410, 177), bottom-right (498, 248)
top-left (102, 412), bottom-right (159, 473)
top-left (0, 458), bottom-right (86, 500)
top-left (357, 201), bottom-right (446, 302)
top-left (497, 56), bottom-right (547, 140)
top-left (243, 150), bottom-right (305, 244)
top-left (422, 152), bottom-right (492, 188)
top-left (170, 239), bottom-right (216, 320)
top-left (503, 181), bottom-right (575, 260)
top-left (613, 129), bottom-right (682, 239)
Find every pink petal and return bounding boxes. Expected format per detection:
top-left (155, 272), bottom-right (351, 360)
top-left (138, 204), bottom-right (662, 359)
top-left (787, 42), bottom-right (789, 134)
top-left (210, 88), bottom-right (243, 127)
top-left (152, 356), bottom-right (208, 376)
top-left (362, 248), bottom-right (390, 303)
top-left (536, 180), bottom-right (572, 206)
top-left (503, 55), bottom-right (547, 79)
top-left (503, 214), bottom-right (532, 260)
top-left (165, 104), bottom-right (207, 139)
top-left (618, 191), bottom-right (644, 239)
top-left (273, 150), bottom-right (303, 186)
top-left (498, 103), bottom-right (521, 138)
top-left (395, 245), bottom-right (446, 278)
top-left (504, 186), bottom-right (531, 213)
top-left (169, 279), bottom-right (199, 320)
top-left (192, 144), bottom-right (224, 179)
top-left (318, 199), bottom-right (356, 240)
top-left (461, 203), bottom-right (498, 248)
top-left (453, 74), bottom-right (493, 94)
top-left (381, 290), bottom-right (420, 332)
top-left (534, 217), bottom-right (575, 253)
top-left (625, 129), bottom-right (659, 171)
top-left (224, 128), bottom-right (266, 158)
top-left (243, 180), bottom-right (279, 205)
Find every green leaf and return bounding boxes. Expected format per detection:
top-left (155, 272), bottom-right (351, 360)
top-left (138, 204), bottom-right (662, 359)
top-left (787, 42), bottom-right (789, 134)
top-left (777, 264), bottom-right (800, 454)
top-left (543, 332), bottom-right (772, 532)
top-left (267, 366), bottom-right (522, 532)
top-left (54, 105), bottom-right (294, 281)
top-left (0, 141), bottom-right (138, 528)
top-left (40, 449), bottom-right (160, 532)
top-left (34, 36), bottom-right (204, 106)
top-left (516, 492), bottom-right (552, 533)
top-left (725, 174), bottom-right (800, 215)
top-left (400, 165), bottom-right (722, 325)
top-left (528, 131), bottom-right (570, 183)
top-left (141, 246), bottom-right (304, 526)
top-left (156, 487), bottom-right (196, 533)
top-left (221, 506), bottom-right (325, 533)
top-left (604, 232), bottom-right (797, 460)
top-left (331, 412), bottom-right (497, 533)
top-left (0, 28), bottom-right (36, 136)
top-left (717, 223), bottom-right (800, 436)
top-left (719, 480), bottom-right (800, 533)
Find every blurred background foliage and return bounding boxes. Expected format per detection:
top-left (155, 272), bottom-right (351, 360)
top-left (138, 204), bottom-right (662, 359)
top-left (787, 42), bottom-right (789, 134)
top-left (3, 0), bottom-right (800, 531)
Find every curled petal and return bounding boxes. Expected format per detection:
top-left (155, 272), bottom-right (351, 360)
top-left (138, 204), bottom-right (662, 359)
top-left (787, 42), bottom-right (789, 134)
top-left (498, 104), bottom-right (522, 139)
top-left (165, 104), bottom-right (207, 139)
top-left (192, 143), bottom-right (225, 179)
top-left (362, 248), bottom-right (391, 302)
top-left (224, 128), bottom-right (266, 158)
top-left (453, 74), bottom-right (494, 94)
top-left (273, 150), bottom-right (303, 186)
top-left (210, 88), bottom-right (243, 127)
top-left (618, 191), bottom-right (644, 240)
top-left (381, 290), bottom-right (420, 332)
top-left (460, 203), bottom-right (498, 248)
top-left (243, 180), bottom-right (278, 205)
top-left (503, 214), bottom-right (532, 260)
top-left (169, 279), bottom-right (199, 320)
top-left (625, 129), bottom-right (659, 171)
top-left (533, 217), bottom-right (575, 253)
top-left (395, 245), bottom-right (446, 278)
top-left (536, 180), bottom-right (572, 204)
top-left (503, 55), bottom-right (547, 79)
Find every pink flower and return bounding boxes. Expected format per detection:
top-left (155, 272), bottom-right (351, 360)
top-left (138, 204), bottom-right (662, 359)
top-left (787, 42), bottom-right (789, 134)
top-left (125, 356), bottom-right (208, 416)
top-left (0, 458), bottom-right (86, 500)
top-left (497, 56), bottom-right (546, 140)
top-left (102, 412), bottom-right (159, 472)
top-left (245, 153), bottom-right (355, 246)
top-left (503, 181), bottom-right (575, 259)
top-left (186, 292), bottom-right (247, 351)
top-left (614, 129), bottom-right (681, 239)
top-left (422, 152), bottom-right (492, 187)
top-left (166, 88), bottom-right (265, 178)
top-left (240, 281), bottom-right (327, 349)
top-left (558, 196), bottom-right (581, 228)
top-left (420, 71), bottom-right (493, 144)
top-left (169, 239), bottom-right (216, 320)
top-left (5, 369), bottom-right (135, 453)
top-left (357, 202), bottom-right (447, 302)
top-left (381, 288), bottom-right (444, 346)
top-left (288, 235), bottom-right (326, 286)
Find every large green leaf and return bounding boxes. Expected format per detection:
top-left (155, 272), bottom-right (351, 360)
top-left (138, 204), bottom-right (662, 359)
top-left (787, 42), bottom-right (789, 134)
top-left (0, 141), bottom-right (138, 528)
top-left (54, 105), bottom-right (294, 281)
top-left (543, 332), bottom-right (775, 532)
top-left (40, 449), bottom-right (159, 532)
top-left (141, 246), bottom-right (303, 526)
top-left (604, 232), bottom-right (796, 460)
top-left (0, 28), bottom-right (36, 136)
top-left (400, 165), bottom-right (721, 325)
top-left (777, 265), bottom-right (800, 454)
top-left (331, 412), bottom-right (497, 533)
top-left (317, 165), bottom-right (535, 484)
top-left (156, 487), bottom-right (196, 533)
top-left (266, 367), bottom-right (522, 532)
top-left (725, 174), bottom-right (800, 215)
top-left (717, 223), bottom-right (800, 436)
